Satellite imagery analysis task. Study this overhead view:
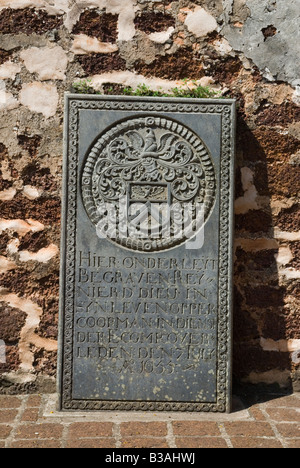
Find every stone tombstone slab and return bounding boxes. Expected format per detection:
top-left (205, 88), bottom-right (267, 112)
top-left (58, 95), bottom-right (236, 412)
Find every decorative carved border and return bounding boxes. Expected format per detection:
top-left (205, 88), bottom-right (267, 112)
top-left (59, 96), bottom-right (235, 413)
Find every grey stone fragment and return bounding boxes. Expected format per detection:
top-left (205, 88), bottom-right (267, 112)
top-left (221, 0), bottom-right (300, 86)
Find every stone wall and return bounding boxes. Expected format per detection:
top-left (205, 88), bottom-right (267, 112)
top-left (0, 0), bottom-right (299, 393)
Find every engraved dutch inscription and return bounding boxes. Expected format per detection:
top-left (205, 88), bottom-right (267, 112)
top-left (58, 96), bottom-right (236, 412)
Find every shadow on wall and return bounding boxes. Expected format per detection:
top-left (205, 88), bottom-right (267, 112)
top-left (232, 109), bottom-right (298, 394)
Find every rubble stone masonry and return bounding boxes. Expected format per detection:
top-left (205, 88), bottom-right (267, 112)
top-left (0, 0), bottom-right (299, 394)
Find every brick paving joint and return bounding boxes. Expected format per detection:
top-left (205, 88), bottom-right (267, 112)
top-left (0, 393), bottom-right (300, 448)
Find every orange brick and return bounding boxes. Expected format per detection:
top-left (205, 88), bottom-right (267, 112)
top-left (121, 438), bottom-right (168, 448)
top-left (176, 437), bottom-right (228, 448)
top-left (21, 407), bottom-right (40, 422)
top-left (224, 422), bottom-right (274, 437)
top-left (286, 439), bottom-right (300, 448)
top-left (15, 423), bottom-right (63, 440)
top-left (0, 409), bottom-right (17, 423)
top-left (120, 422), bottom-right (167, 437)
top-left (248, 406), bottom-right (267, 421)
top-left (231, 437), bottom-right (283, 448)
top-left (26, 395), bottom-right (42, 407)
top-left (276, 423), bottom-right (300, 438)
top-left (265, 395), bottom-right (300, 408)
top-left (173, 421), bottom-right (220, 437)
top-left (68, 422), bottom-right (113, 439)
top-left (0, 396), bottom-right (22, 409)
top-left (11, 440), bottom-right (61, 448)
top-left (66, 438), bottom-right (115, 449)
top-left (266, 407), bottom-right (300, 422)
top-left (0, 425), bottom-right (13, 439)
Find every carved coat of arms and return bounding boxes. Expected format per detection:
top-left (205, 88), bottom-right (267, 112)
top-left (82, 116), bottom-right (216, 251)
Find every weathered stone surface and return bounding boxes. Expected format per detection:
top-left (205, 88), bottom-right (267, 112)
top-left (221, 0), bottom-right (300, 85)
top-left (20, 46), bottom-right (68, 81)
top-left (19, 82), bottom-right (59, 118)
top-left (0, 87), bottom-right (19, 111)
top-left (0, 0), bottom-right (298, 393)
top-left (71, 35), bottom-right (119, 55)
top-left (77, 52), bottom-right (127, 75)
top-left (0, 48), bottom-right (11, 65)
top-left (72, 10), bottom-right (118, 42)
top-left (0, 7), bottom-right (63, 34)
top-left (134, 11), bottom-right (175, 34)
top-left (185, 7), bottom-right (218, 37)
top-left (59, 96), bottom-right (235, 412)
top-left (0, 61), bottom-right (21, 80)
top-left (90, 71), bottom-right (180, 95)
top-left (134, 48), bottom-right (205, 80)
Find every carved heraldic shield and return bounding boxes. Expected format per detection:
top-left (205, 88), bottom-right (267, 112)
top-left (82, 116), bottom-right (216, 251)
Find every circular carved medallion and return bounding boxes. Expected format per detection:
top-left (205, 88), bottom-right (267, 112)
top-left (82, 116), bottom-right (216, 252)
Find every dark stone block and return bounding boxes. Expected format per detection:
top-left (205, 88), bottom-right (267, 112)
top-left (58, 96), bottom-right (236, 412)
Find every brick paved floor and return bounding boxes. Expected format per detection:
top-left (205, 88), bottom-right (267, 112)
top-left (0, 392), bottom-right (299, 448)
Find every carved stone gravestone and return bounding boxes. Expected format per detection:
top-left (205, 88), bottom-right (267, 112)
top-left (58, 95), bottom-right (236, 412)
